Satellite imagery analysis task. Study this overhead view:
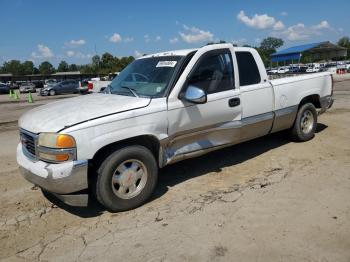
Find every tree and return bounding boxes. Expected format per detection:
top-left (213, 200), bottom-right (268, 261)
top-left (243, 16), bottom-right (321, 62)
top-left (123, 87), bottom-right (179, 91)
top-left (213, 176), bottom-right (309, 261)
top-left (57, 60), bottom-right (69, 72)
top-left (39, 61), bottom-right (55, 75)
top-left (0, 54), bottom-right (136, 76)
top-left (22, 61), bottom-right (34, 75)
top-left (101, 52), bottom-right (116, 74)
top-left (68, 64), bottom-right (78, 71)
top-left (338, 37), bottom-right (350, 48)
top-left (1, 60), bottom-right (23, 75)
top-left (117, 56), bottom-right (134, 72)
top-left (1, 60), bottom-right (35, 75)
top-left (260, 37), bottom-right (284, 52)
top-left (338, 36), bottom-right (350, 59)
top-left (33, 67), bottom-right (40, 74)
top-left (101, 52), bottom-right (114, 66)
top-left (90, 55), bottom-right (100, 74)
top-left (80, 64), bottom-right (95, 74)
top-left (257, 37), bottom-right (284, 65)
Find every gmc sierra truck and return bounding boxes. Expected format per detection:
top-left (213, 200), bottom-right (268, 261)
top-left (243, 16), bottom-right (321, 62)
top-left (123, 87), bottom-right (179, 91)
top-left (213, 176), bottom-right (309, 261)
top-left (17, 43), bottom-right (333, 211)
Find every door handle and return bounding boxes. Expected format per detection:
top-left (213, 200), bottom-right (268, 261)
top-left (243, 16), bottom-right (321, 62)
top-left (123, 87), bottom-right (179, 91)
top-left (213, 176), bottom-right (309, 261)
top-left (228, 98), bottom-right (240, 107)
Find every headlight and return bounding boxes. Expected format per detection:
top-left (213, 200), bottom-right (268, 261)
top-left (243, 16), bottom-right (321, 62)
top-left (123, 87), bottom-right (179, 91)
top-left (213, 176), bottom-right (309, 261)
top-left (37, 133), bottom-right (76, 163)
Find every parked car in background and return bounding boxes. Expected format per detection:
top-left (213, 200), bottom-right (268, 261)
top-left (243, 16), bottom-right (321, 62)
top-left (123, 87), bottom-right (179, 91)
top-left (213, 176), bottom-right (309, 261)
top-left (298, 66), bottom-right (308, 73)
top-left (19, 82), bottom-right (36, 93)
top-left (6, 81), bottom-right (19, 89)
top-left (325, 63), bottom-right (337, 73)
top-left (77, 78), bottom-right (91, 94)
top-left (11, 82), bottom-right (20, 89)
top-left (32, 80), bottom-right (44, 89)
top-left (306, 63), bottom-right (320, 73)
top-left (267, 68), bottom-right (278, 74)
top-left (277, 66), bottom-right (289, 74)
top-left (345, 61), bottom-right (350, 71)
top-left (43, 79), bottom-right (57, 88)
top-left (289, 66), bottom-right (299, 73)
top-left (87, 77), bottom-right (112, 93)
top-left (40, 80), bottom-right (79, 96)
top-left (0, 83), bottom-right (10, 94)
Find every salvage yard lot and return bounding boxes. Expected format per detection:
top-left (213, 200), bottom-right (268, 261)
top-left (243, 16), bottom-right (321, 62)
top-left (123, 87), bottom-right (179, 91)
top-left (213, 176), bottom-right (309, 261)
top-left (0, 82), bottom-right (350, 261)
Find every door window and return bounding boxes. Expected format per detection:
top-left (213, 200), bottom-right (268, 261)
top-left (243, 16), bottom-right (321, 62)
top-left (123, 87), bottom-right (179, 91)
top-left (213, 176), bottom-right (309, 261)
top-left (187, 50), bottom-right (234, 94)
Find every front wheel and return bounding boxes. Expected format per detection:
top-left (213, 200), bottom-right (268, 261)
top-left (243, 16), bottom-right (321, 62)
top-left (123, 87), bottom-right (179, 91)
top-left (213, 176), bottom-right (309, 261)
top-left (95, 146), bottom-right (158, 212)
top-left (290, 103), bottom-right (317, 141)
top-left (49, 89), bottom-right (56, 96)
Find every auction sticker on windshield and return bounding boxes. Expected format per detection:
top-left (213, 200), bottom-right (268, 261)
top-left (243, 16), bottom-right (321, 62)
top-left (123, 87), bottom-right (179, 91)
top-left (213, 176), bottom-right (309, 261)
top-left (156, 61), bottom-right (177, 67)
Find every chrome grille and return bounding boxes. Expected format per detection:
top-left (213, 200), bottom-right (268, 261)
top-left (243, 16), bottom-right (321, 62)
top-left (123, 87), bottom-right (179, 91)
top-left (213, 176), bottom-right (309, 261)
top-left (20, 129), bottom-right (37, 158)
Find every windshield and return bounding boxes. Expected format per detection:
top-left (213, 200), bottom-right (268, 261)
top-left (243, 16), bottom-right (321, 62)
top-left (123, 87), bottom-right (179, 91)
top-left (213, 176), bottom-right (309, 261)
top-left (107, 56), bottom-right (182, 97)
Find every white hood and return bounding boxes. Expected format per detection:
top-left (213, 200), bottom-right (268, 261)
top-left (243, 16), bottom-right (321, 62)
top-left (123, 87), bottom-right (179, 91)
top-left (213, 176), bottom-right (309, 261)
top-left (19, 94), bottom-right (151, 133)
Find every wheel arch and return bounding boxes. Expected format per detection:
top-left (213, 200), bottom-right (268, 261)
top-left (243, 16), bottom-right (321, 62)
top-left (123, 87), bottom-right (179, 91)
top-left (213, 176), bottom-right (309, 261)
top-left (298, 94), bottom-right (321, 109)
top-left (90, 135), bottom-right (161, 170)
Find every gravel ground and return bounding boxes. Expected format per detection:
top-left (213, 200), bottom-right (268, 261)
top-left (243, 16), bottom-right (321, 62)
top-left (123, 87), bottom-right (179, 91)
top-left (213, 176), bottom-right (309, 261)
top-left (0, 82), bottom-right (349, 262)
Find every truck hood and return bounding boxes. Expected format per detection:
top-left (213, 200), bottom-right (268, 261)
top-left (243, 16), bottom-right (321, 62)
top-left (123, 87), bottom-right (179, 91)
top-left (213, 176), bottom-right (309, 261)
top-left (19, 94), bottom-right (151, 133)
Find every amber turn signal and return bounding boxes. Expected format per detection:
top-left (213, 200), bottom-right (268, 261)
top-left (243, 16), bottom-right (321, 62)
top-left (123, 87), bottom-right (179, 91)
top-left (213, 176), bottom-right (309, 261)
top-left (56, 135), bottom-right (75, 148)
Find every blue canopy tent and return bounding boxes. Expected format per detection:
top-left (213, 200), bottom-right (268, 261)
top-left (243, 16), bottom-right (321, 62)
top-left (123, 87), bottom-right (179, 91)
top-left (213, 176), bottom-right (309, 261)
top-left (270, 41), bottom-right (347, 64)
top-left (271, 42), bottom-right (322, 63)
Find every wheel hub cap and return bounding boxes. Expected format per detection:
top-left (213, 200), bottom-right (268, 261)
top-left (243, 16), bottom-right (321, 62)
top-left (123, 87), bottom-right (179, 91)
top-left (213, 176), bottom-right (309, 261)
top-left (300, 110), bottom-right (314, 134)
top-left (111, 159), bottom-right (147, 199)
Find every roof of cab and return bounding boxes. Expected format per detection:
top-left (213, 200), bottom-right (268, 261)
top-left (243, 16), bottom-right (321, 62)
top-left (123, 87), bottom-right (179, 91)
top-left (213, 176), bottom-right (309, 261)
top-left (138, 48), bottom-right (198, 59)
top-left (136, 43), bottom-right (254, 59)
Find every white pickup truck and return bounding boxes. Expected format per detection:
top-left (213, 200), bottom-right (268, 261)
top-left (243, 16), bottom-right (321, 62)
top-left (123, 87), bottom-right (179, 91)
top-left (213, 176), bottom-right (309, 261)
top-left (86, 77), bottom-right (112, 93)
top-left (17, 44), bottom-right (333, 211)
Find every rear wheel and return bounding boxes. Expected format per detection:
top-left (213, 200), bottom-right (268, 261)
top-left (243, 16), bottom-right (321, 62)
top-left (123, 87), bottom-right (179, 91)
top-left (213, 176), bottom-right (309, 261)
top-left (290, 103), bottom-right (317, 141)
top-left (95, 146), bottom-right (158, 212)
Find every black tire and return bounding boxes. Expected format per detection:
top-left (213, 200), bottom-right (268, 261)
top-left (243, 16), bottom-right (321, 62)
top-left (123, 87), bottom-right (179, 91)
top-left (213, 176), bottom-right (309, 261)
top-left (95, 146), bottom-right (158, 212)
top-left (49, 89), bottom-right (56, 96)
top-left (291, 103), bottom-right (317, 141)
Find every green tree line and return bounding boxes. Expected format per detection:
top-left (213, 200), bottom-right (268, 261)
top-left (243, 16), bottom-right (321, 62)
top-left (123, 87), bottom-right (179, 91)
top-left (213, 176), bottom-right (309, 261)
top-left (0, 53), bottom-right (135, 76)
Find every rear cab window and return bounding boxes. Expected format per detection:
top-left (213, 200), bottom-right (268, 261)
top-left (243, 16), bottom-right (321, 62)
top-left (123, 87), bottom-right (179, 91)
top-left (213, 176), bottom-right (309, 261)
top-left (235, 51), bottom-right (261, 86)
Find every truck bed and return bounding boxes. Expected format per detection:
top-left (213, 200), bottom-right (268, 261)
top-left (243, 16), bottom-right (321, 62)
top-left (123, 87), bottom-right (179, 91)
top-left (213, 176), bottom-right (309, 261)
top-left (270, 72), bottom-right (332, 111)
top-left (269, 72), bottom-right (331, 85)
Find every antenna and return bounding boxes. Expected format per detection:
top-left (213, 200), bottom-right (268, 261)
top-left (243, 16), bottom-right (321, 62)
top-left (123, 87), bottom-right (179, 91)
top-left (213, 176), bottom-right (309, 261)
top-left (94, 44), bottom-right (98, 55)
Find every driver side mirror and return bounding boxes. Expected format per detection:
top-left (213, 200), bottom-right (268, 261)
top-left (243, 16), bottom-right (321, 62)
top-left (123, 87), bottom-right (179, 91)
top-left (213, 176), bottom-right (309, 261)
top-left (184, 85), bottom-right (207, 104)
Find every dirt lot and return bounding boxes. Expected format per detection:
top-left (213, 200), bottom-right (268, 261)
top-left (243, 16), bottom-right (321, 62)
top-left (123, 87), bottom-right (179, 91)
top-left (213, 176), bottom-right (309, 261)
top-left (0, 82), bottom-right (349, 262)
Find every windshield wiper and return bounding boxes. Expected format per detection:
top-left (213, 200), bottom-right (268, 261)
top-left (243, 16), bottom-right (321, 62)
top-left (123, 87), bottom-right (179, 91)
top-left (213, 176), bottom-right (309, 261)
top-left (120, 86), bottom-right (139, 97)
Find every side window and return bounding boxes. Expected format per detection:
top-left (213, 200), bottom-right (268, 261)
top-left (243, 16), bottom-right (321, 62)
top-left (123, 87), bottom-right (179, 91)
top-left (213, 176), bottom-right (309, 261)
top-left (188, 51), bottom-right (234, 94)
top-left (236, 52), bottom-right (261, 86)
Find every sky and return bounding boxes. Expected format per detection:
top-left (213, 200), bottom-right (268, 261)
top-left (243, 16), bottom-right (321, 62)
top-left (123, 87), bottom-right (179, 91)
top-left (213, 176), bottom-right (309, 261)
top-left (0, 0), bottom-right (349, 66)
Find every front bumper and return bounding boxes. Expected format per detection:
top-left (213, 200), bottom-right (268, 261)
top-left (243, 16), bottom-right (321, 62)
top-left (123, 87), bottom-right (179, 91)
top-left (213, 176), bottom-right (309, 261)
top-left (16, 144), bottom-right (89, 206)
top-left (39, 90), bottom-right (49, 96)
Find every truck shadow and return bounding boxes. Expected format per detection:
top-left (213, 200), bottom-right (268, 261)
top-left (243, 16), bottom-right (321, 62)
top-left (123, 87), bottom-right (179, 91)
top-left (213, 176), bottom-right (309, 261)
top-left (44, 123), bottom-right (328, 217)
top-left (153, 123), bottom-right (328, 201)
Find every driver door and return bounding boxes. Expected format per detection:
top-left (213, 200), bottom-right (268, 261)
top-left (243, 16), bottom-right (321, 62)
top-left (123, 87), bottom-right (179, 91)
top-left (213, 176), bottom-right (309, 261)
top-left (166, 48), bottom-right (242, 163)
top-left (59, 81), bottom-right (69, 93)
